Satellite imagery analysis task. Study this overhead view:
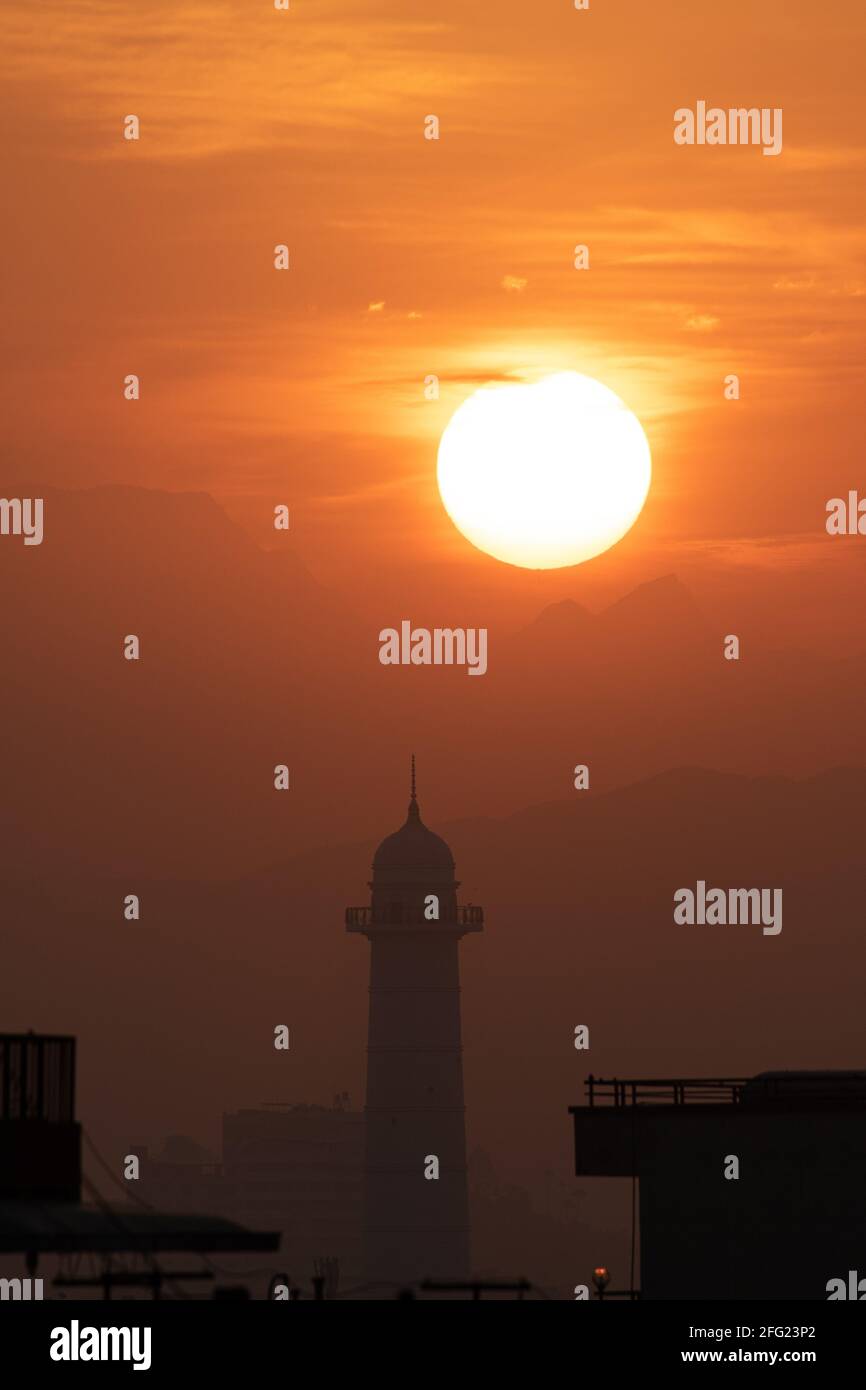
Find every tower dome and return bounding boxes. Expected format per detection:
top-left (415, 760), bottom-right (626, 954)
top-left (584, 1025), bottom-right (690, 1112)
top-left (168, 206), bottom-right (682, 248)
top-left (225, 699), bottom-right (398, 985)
top-left (372, 792), bottom-right (455, 880)
top-left (369, 759), bottom-right (458, 919)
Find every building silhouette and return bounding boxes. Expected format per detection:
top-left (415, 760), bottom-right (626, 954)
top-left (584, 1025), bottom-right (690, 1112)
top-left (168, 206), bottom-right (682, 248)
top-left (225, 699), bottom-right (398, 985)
top-left (0, 1032), bottom-right (278, 1298)
top-left (221, 1099), bottom-right (363, 1288)
top-left (131, 1099), bottom-right (364, 1297)
top-left (346, 759), bottom-right (482, 1287)
top-left (569, 1070), bottom-right (866, 1300)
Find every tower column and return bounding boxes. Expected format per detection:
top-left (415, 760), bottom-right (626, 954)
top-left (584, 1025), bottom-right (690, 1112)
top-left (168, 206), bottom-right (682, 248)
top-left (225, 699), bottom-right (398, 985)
top-left (346, 762), bottom-right (482, 1288)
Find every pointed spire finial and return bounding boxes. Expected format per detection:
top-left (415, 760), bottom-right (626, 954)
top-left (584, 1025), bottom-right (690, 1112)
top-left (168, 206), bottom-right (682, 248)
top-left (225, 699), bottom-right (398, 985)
top-left (408, 753), bottom-right (420, 821)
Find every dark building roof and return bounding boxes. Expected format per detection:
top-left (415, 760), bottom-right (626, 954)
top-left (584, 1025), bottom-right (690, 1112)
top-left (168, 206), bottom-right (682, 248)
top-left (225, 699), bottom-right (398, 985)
top-left (573, 1070), bottom-right (866, 1113)
top-left (742, 1069), bottom-right (866, 1107)
top-left (0, 1202), bottom-right (280, 1255)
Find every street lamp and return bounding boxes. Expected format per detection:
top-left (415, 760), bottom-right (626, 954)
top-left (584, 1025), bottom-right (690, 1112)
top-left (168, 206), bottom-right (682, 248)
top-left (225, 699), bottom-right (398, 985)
top-left (592, 1266), bottom-right (611, 1300)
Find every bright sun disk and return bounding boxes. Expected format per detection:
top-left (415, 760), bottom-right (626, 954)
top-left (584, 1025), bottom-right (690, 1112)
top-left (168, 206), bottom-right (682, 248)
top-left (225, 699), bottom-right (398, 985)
top-left (436, 371), bottom-right (652, 569)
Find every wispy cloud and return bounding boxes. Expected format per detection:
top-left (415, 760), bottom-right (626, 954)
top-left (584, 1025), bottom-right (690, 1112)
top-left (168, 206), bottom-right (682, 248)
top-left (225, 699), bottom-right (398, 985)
top-left (3, 0), bottom-right (525, 160)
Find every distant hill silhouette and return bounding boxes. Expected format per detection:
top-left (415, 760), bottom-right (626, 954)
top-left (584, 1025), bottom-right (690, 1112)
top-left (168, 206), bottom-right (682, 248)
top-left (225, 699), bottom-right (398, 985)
top-left (2, 486), bottom-right (864, 883)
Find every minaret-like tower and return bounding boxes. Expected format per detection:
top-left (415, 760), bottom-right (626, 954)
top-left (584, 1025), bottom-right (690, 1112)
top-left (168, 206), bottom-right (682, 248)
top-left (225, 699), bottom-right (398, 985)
top-left (346, 758), bottom-right (483, 1287)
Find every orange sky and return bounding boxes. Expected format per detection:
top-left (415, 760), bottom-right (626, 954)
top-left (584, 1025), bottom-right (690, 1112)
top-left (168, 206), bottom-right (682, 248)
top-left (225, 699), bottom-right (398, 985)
top-left (3, 0), bottom-right (865, 617)
top-left (4, 4), bottom-right (866, 1236)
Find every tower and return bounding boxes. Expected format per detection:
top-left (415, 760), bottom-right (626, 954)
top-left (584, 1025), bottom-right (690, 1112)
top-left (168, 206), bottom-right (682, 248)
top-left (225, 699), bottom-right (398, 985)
top-left (346, 758), bottom-right (483, 1287)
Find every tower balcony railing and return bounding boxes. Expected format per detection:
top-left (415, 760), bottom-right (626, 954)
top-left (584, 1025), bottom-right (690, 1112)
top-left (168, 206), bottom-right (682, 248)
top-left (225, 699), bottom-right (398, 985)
top-left (345, 905), bottom-right (484, 929)
top-left (0, 1033), bottom-right (76, 1122)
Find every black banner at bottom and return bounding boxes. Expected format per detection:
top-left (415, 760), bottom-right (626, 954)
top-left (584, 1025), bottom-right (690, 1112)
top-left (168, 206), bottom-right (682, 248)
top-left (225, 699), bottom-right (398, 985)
top-left (1, 1300), bottom-right (861, 1377)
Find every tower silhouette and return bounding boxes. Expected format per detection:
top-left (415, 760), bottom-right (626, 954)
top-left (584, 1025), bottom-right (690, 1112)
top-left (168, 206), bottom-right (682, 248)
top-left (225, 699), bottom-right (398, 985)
top-left (346, 758), bottom-right (483, 1287)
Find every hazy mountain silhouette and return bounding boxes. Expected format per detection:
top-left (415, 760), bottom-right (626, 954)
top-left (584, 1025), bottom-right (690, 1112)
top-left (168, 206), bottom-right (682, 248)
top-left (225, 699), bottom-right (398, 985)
top-left (3, 486), bottom-right (865, 883)
top-left (517, 597), bottom-right (595, 642)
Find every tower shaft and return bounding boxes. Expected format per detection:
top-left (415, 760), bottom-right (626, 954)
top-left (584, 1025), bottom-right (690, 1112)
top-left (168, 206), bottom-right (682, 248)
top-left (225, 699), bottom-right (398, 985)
top-left (363, 926), bottom-right (470, 1284)
top-left (346, 764), bottom-right (482, 1288)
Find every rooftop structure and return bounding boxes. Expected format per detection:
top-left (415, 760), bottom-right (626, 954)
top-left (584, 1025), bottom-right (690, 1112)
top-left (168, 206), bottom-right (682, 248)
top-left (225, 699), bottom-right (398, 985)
top-left (569, 1070), bottom-right (866, 1300)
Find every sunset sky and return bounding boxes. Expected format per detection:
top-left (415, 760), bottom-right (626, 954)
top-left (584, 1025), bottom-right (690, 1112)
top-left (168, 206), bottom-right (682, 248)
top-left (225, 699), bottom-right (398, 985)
top-left (5, 7), bottom-right (866, 1296)
top-left (4, 0), bottom-right (865, 621)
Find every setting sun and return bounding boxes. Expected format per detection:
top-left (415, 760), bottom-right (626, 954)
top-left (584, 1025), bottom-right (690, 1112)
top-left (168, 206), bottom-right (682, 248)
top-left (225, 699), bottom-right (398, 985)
top-left (436, 372), bottom-right (652, 569)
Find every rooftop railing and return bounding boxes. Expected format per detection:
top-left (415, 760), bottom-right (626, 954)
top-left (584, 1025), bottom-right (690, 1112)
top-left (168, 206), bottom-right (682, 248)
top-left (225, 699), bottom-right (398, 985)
top-left (585, 1075), bottom-right (749, 1108)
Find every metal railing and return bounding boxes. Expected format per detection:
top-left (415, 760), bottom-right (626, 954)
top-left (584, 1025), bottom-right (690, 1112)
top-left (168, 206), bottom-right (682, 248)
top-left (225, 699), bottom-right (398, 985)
top-left (585, 1075), bottom-right (749, 1108)
top-left (0, 1033), bottom-right (76, 1122)
top-left (345, 905), bottom-right (483, 928)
